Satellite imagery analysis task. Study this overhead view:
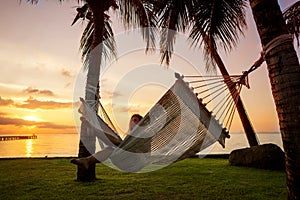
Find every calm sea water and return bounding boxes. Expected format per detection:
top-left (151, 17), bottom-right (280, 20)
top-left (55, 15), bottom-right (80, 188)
top-left (0, 133), bottom-right (283, 158)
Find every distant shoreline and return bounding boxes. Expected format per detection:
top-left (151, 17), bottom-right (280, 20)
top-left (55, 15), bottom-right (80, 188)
top-left (0, 134), bottom-right (37, 141)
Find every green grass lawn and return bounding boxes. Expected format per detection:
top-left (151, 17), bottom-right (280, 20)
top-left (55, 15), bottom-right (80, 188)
top-left (0, 158), bottom-right (286, 200)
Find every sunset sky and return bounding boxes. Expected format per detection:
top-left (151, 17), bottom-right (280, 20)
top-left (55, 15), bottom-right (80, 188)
top-left (0, 0), bottom-right (298, 136)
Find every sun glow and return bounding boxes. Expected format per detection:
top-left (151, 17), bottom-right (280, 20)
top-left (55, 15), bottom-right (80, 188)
top-left (23, 116), bottom-right (40, 122)
top-left (26, 140), bottom-right (33, 157)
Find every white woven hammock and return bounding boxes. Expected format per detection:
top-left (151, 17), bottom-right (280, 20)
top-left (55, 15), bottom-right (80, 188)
top-left (78, 76), bottom-right (229, 172)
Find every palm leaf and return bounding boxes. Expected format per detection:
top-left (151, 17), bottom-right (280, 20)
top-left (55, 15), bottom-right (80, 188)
top-left (151, 0), bottom-right (195, 65)
top-left (79, 19), bottom-right (117, 70)
top-left (75, 0), bottom-right (156, 69)
top-left (117, 0), bottom-right (157, 52)
top-left (189, 0), bottom-right (247, 71)
top-left (283, 1), bottom-right (300, 46)
top-left (22, 0), bottom-right (65, 4)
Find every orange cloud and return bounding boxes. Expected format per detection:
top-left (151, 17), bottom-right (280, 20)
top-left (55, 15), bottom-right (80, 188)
top-left (23, 87), bottom-right (55, 96)
top-left (0, 96), bottom-right (14, 106)
top-left (61, 68), bottom-right (73, 78)
top-left (101, 90), bottom-right (123, 99)
top-left (0, 112), bottom-right (8, 116)
top-left (35, 122), bottom-right (74, 129)
top-left (0, 115), bottom-right (36, 127)
top-left (15, 97), bottom-right (73, 110)
top-left (64, 82), bottom-right (71, 88)
top-left (0, 113), bottom-right (74, 130)
top-left (0, 96), bottom-right (75, 110)
top-left (112, 104), bottom-right (145, 113)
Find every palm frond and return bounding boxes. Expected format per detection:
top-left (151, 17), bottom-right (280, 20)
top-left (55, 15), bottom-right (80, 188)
top-left (71, 4), bottom-right (89, 25)
top-left (159, 28), bottom-right (176, 65)
top-left (102, 20), bottom-right (118, 64)
top-left (190, 0), bottom-right (247, 51)
top-left (24, 0), bottom-right (39, 3)
top-left (151, 0), bottom-right (194, 65)
top-left (117, 0), bottom-right (157, 52)
top-left (283, 1), bottom-right (300, 46)
top-left (80, 20), bottom-right (117, 70)
top-left (80, 21), bottom-right (94, 63)
top-left (190, 28), bottom-right (219, 73)
top-left (189, 0), bottom-right (247, 71)
top-left (22, 0), bottom-right (66, 4)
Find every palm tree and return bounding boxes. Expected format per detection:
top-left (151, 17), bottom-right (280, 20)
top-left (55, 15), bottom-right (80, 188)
top-left (152, 0), bottom-right (300, 198)
top-left (189, 0), bottom-right (261, 147)
top-left (150, 0), bottom-right (259, 146)
top-left (74, 0), bottom-right (117, 182)
top-left (71, 0), bottom-right (155, 181)
top-left (248, 1), bottom-right (300, 198)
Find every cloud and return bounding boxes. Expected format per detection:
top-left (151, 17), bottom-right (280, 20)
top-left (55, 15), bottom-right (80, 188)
top-left (100, 78), bottom-right (108, 85)
top-left (61, 68), bottom-right (73, 78)
top-left (15, 97), bottom-right (73, 110)
top-left (64, 82), bottom-right (71, 88)
top-left (35, 122), bottom-right (74, 129)
top-left (23, 87), bottom-right (55, 96)
top-left (0, 96), bottom-right (14, 106)
top-left (0, 96), bottom-right (74, 110)
top-left (0, 115), bottom-right (74, 129)
top-left (101, 90), bottom-right (123, 99)
top-left (0, 112), bottom-right (8, 116)
top-left (0, 116), bottom-right (36, 127)
top-left (113, 104), bottom-right (144, 113)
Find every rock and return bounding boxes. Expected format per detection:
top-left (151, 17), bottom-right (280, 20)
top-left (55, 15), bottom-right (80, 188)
top-left (229, 143), bottom-right (285, 170)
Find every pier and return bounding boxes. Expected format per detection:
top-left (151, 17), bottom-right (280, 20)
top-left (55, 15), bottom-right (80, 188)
top-left (0, 134), bottom-right (37, 141)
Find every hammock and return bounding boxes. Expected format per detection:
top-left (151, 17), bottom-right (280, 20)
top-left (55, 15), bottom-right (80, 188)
top-left (79, 74), bottom-right (231, 172)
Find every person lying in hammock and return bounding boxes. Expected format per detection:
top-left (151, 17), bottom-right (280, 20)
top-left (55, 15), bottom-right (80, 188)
top-left (70, 114), bottom-right (143, 170)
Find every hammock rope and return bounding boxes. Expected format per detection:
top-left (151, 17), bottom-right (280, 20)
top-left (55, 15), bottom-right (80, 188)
top-left (98, 100), bottom-right (117, 133)
top-left (239, 34), bottom-right (293, 88)
top-left (183, 75), bottom-right (242, 133)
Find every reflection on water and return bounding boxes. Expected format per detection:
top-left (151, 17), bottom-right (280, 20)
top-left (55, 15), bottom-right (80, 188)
top-left (0, 134), bottom-right (79, 158)
top-left (26, 140), bottom-right (33, 157)
top-left (209, 132), bottom-right (283, 154)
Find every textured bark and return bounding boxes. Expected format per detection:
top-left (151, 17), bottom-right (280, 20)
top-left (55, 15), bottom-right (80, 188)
top-left (249, 0), bottom-right (300, 198)
top-left (77, 0), bottom-right (105, 181)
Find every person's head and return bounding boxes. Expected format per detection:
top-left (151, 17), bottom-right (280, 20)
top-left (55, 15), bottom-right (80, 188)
top-left (129, 114), bottom-right (143, 131)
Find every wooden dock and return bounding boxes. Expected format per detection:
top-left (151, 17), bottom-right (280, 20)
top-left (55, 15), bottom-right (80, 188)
top-left (0, 134), bottom-right (37, 141)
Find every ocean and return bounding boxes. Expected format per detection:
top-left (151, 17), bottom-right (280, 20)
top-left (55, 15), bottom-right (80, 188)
top-left (0, 132), bottom-right (283, 158)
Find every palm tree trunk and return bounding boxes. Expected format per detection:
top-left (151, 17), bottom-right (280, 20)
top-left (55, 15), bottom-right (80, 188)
top-left (249, 0), bottom-right (300, 198)
top-left (77, 0), bottom-right (105, 181)
top-left (211, 48), bottom-right (259, 146)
